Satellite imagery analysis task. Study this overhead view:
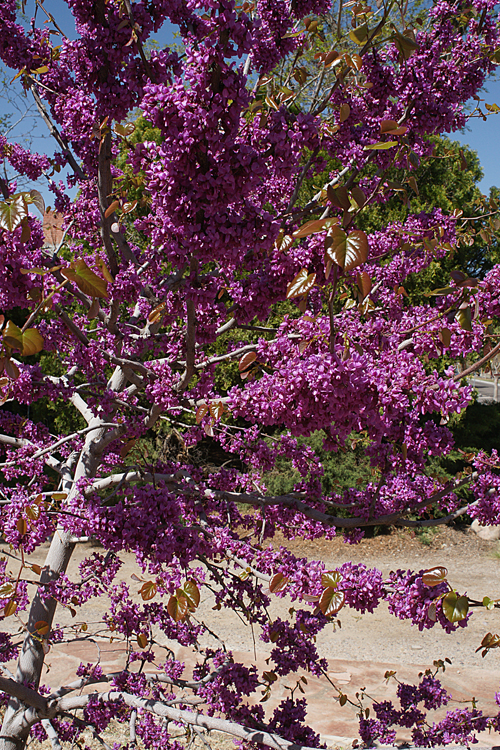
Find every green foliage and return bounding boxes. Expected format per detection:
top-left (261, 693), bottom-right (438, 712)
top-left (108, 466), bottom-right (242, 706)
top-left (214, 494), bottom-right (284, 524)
top-left (264, 430), bottom-right (370, 497)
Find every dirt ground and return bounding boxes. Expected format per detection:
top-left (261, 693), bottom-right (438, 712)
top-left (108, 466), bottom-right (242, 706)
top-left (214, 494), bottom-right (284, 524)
top-left (8, 525), bottom-right (500, 749)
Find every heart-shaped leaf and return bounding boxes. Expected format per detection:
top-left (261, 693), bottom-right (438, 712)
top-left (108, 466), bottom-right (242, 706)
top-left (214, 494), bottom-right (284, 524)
top-left (182, 580), bottom-right (200, 610)
top-left (442, 591), bottom-right (468, 623)
top-left (140, 581), bottom-right (157, 601)
top-left (287, 269), bottom-right (317, 299)
top-left (325, 228), bottom-right (368, 271)
top-left (318, 587), bottom-right (345, 616)
top-left (168, 593), bottom-right (189, 622)
top-left (0, 194), bottom-right (28, 232)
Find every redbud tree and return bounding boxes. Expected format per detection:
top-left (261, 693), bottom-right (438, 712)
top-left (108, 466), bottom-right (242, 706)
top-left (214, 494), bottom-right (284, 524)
top-left (0, 0), bottom-right (500, 748)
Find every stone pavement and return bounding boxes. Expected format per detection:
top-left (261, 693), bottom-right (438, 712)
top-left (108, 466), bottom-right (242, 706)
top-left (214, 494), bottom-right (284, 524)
top-left (7, 639), bottom-right (500, 748)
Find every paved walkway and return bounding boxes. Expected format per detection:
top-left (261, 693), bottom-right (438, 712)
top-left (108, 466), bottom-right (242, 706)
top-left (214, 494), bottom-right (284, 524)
top-left (8, 639), bottom-right (500, 748)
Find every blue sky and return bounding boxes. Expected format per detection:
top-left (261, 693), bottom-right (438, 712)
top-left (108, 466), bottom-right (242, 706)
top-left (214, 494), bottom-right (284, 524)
top-left (454, 76), bottom-right (500, 193)
top-left (0, 1), bottom-right (499, 203)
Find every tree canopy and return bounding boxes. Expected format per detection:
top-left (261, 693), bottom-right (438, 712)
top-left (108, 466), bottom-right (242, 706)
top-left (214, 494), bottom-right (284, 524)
top-left (0, 0), bottom-right (499, 748)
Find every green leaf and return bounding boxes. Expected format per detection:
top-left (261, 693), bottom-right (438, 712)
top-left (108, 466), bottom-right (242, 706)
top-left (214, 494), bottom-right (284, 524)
top-left (3, 322), bottom-right (43, 356)
top-left (325, 228), bottom-right (369, 271)
top-left (422, 566), bottom-right (448, 587)
top-left (425, 286), bottom-right (456, 297)
top-left (114, 122), bottom-right (136, 137)
top-left (4, 599), bottom-right (17, 617)
top-left (3, 321), bottom-right (24, 351)
top-left (318, 587), bottom-right (345, 616)
top-left (61, 259), bottom-right (109, 299)
top-left (483, 597), bottom-right (495, 611)
top-left (442, 591), bottom-right (469, 623)
top-left (349, 23), bottom-right (369, 44)
top-left (456, 306), bottom-right (472, 332)
top-left (287, 269), bottom-right (317, 299)
top-left (21, 328), bottom-right (44, 356)
top-left (364, 141), bottom-right (398, 150)
top-left (0, 194), bottom-right (28, 232)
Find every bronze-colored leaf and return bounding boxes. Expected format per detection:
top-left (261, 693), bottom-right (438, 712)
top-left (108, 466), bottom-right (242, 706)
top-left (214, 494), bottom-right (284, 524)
top-left (422, 566), bottom-right (448, 587)
top-left (325, 228), bottom-right (368, 271)
top-left (209, 401), bottom-right (224, 420)
top-left (28, 189), bottom-right (45, 216)
top-left (239, 351), bottom-right (257, 372)
top-left (350, 187), bottom-right (366, 209)
top-left (318, 587), bottom-right (345, 616)
top-left (104, 200), bottom-right (120, 219)
top-left (168, 593), bottom-right (189, 622)
top-left (26, 504), bottom-right (41, 521)
top-left (327, 186), bottom-right (350, 211)
top-left (182, 580), bottom-right (200, 610)
top-left (196, 404), bottom-right (209, 423)
top-left (293, 217), bottom-right (337, 239)
top-left (357, 272), bottom-right (372, 300)
top-left (456, 305), bottom-right (472, 332)
top-left (137, 633), bottom-right (148, 649)
top-left (120, 439), bottom-right (136, 459)
top-left (340, 103), bottom-right (350, 122)
top-left (140, 581), bottom-right (157, 601)
top-left (3, 321), bottom-right (24, 351)
top-left (4, 599), bottom-right (17, 617)
top-left (269, 572), bottom-right (289, 593)
top-left (21, 328), bottom-right (44, 356)
top-left (286, 269), bottom-right (316, 299)
top-left (34, 620), bottom-right (50, 636)
top-left (439, 328), bottom-right (451, 347)
top-left (4, 359), bottom-right (20, 380)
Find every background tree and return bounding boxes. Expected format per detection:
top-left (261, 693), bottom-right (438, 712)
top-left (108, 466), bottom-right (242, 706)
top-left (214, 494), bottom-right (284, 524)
top-left (0, 1), bottom-right (499, 749)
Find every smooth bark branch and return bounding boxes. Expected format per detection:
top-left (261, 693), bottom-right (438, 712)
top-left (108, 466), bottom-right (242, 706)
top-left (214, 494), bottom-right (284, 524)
top-left (55, 691), bottom-right (329, 750)
top-left (29, 84), bottom-right (86, 182)
top-left (97, 131), bottom-right (119, 277)
top-left (209, 473), bottom-right (474, 529)
top-left (454, 341), bottom-right (500, 381)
